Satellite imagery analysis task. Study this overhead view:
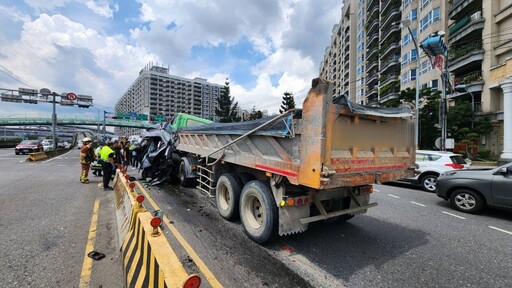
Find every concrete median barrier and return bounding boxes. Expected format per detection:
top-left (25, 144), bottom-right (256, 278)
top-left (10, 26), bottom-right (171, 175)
top-left (28, 151), bottom-right (47, 161)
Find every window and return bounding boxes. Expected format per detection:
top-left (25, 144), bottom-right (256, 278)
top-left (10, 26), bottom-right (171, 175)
top-left (420, 0), bottom-right (431, 10)
top-left (431, 79), bottom-right (439, 90)
top-left (403, 33), bottom-right (411, 47)
top-left (420, 7), bottom-right (441, 32)
top-left (402, 53), bottom-right (410, 66)
top-left (421, 59), bottom-right (432, 74)
top-left (410, 9), bottom-right (417, 21)
top-left (411, 49), bottom-right (418, 61)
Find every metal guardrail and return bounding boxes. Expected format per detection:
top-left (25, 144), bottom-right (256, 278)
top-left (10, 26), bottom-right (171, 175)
top-left (0, 116), bottom-right (156, 128)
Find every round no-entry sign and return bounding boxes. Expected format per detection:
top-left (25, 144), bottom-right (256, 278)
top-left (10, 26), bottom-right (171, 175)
top-left (66, 92), bottom-right (77, 101)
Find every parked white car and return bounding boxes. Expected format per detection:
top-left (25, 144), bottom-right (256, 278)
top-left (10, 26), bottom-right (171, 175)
top-left (400, 150), bottom-right (471, 192)
top-left (42, 141), bottom-right (54, 152)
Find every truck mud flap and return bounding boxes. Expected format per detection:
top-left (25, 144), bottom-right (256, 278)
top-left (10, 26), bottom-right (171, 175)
top-left (278, 205), bottom-right (309, 236)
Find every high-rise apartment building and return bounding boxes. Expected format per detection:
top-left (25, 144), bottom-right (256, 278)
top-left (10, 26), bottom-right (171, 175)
top-left (449, 0), bottom-right (511, 161)
top-left (320, 2), bottom-right (357, 101)
top-left (320, 0), bottom-right (511, 159)
top-left (401, 0), bottom-right (448, 93)
top-left (115, 64), bottom-right (222, 135)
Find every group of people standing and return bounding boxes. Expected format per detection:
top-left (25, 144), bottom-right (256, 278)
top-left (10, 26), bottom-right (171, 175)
top-left (79, 137), bottom-right (143, 191)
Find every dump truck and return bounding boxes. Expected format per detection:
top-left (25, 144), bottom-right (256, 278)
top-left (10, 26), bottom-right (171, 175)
top-left (173, 78), bottom-right (416, 244)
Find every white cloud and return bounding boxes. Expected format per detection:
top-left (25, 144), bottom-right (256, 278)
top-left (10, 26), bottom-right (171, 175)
top-left (1, 0), bottom-right (341, 116)
top-left (85, 0), bottom-right (119, 18)
top-left (0, 13), bottom-right (158, 108)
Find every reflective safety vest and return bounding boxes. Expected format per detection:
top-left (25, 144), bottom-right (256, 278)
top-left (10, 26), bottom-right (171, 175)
top-left (100, 146), bottom-right (114, 162)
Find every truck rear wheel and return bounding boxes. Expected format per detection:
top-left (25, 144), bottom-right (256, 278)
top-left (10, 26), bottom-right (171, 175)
top-left (216, 174), bottom-right (242, 220)
top-left (239, 180), bottom-right (278, 244)
top-left (179, 160), bottom-right (195, 187)
top-left (321, 198), bottom-right (354, 223)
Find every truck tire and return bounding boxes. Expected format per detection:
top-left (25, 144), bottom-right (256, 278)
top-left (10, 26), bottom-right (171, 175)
top-left (179, 160), bottom-right (195, 187)
top-left (236, 172), bottom-right (255, 187)
top-left (216, 174), bottom-right (242, 220)
top-left (239, 180), bottom-right (278, 244)
top-left (322, 198), bottom-right (354, 223)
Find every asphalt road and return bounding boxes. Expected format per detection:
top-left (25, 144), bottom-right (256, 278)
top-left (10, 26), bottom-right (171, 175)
top-left (1, 147), bottom-right (511, 288)
top-left (0, 147), bottom-right (123, 288)
top-left (145, 177), bottom-right (512, 288)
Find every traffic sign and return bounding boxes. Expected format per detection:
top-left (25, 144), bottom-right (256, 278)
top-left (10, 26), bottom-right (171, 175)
top-left (66, 92), bottom-right (77, 101)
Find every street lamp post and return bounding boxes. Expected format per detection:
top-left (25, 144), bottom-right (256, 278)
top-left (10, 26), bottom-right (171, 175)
top-left (454, 84), bottom-right (475, 128)
top-left (402, 19), bottom-right (420, 149)
top-left (51, 92), bottom-right (57, 151)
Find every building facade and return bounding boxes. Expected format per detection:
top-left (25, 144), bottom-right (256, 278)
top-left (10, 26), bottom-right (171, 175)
top-left (320, 0), bottom-right (510, 159)
top-left (115, 64), bottom-right (222, 135)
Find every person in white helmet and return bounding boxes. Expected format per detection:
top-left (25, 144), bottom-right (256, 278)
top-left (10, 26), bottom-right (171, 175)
top-left (79, 137), bottom-right (94, 183)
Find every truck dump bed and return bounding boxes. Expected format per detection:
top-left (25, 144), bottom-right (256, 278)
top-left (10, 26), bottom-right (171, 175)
top-left (177, 78), bottom-right (415, 189)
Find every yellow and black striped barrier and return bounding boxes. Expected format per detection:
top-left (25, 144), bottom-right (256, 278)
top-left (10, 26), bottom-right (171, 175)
top-left (113, 169), bottom-right (201, 288)
top-left (28, 151), bottom-right (47, 161)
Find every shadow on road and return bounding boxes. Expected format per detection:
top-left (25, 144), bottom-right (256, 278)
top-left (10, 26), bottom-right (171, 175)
top-left (270, 215), bottom-right (430, 284)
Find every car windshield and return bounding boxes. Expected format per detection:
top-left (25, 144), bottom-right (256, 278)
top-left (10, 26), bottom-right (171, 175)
top-left (450, 155), bottom-right (467, 164)
top-left (21, 140), bottom-right (38, 145)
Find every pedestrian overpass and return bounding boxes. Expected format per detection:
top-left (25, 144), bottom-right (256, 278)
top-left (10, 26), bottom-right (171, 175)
top-left (0, 115), bottom-right (156, 128)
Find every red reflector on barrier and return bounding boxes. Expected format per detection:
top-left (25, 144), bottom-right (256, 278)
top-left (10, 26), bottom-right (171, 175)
top-left (136, 195), bottom-right (144, 203)
top-left (150, 217), bottom-right (161, 228)
top-left (129, 182), bottom-right (135, 189)
top-left (304, 197), bottom-right (309, 204)
top-left (297, 198), bottom-right (303, 206)
top-left (183, 275), bottom-right (201, 288)
top-left (125, 175), bottom-right (130, 180)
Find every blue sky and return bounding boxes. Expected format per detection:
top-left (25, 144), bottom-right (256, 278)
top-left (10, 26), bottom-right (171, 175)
top-left (0, 0), bottom-right (341, 117)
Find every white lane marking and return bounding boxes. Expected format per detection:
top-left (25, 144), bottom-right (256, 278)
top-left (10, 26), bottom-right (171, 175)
top-left (388, 194), bottom-right (400, 198)
top-left (373, 189), bottom-right (380, 192)
top-left (489, 226), bottom-right (512, 235)
top-left (410, 201), bottom-right (426, 207)
top-left (42, 149), bottom-right (74, 163)
top-left (442, 211), bottom-right (466, 219)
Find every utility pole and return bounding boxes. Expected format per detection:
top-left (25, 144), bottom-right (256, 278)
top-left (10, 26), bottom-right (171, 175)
top-left (420, 31), bottom-right (448, 151)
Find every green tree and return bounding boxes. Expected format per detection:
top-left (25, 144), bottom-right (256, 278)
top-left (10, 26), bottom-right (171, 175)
top-left (279, 92), bottom-right (296, 114)
top-left (248, 106), bottom-right (263, 120)
top-left (215, 79), bottom-right (241, 123)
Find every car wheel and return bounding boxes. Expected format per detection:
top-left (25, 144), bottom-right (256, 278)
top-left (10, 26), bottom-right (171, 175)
top-left (420, 174), bottom-right (438, 192)
top-left (449, 189), bottom-right (485, 214)
top-left (15, 152), bottom-right (19, 155)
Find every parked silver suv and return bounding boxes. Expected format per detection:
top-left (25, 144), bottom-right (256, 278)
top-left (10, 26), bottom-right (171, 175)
top-left (401, 150), bottom-right (470, 192)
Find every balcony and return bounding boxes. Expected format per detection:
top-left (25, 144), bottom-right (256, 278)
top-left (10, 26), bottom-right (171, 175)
top-left (449, 0), bottom-right (481, 21)
top-left (366, 59), bottom-right (378, 73)
top-left (381, 0), bottom-right (401, 17)
top-left (379, 88), bottom-right (400, 103)
top-left (453, 71), bottom-right (484, 93)
top-left (380, 9), bottom-right (400, 30)
top-left (367, 17), bottom-right (380, 34)
top-left (367, 73), bottom-right (378, 85)
top-left (448, 41), bottom-right (484, 71)
top-left (367, 31), bottom-right (379, 47)
top-left (380, 24), bottom-right (400, 44)
top-left (380, 55), bottom-right (400, 73)
top-left (380, 74), bottom-right (399, 87)
top-left (367, 0), bottom-right (379, 10)
top-left (449, 12), bottom-right (484, 44)
top-left (380, 41), bottom-right (400, 59)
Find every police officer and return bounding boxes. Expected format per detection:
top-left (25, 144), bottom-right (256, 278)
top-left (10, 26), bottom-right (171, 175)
top-left (100, 141), bottom-right (116, 191)
top-left (79, 137), bottom-right (94, 183)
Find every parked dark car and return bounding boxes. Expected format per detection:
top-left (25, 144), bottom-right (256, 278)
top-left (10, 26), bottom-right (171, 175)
top-left (15, 140), bottom-right (44, 155)
top-left (436, 162), bottom-right (512, 213)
